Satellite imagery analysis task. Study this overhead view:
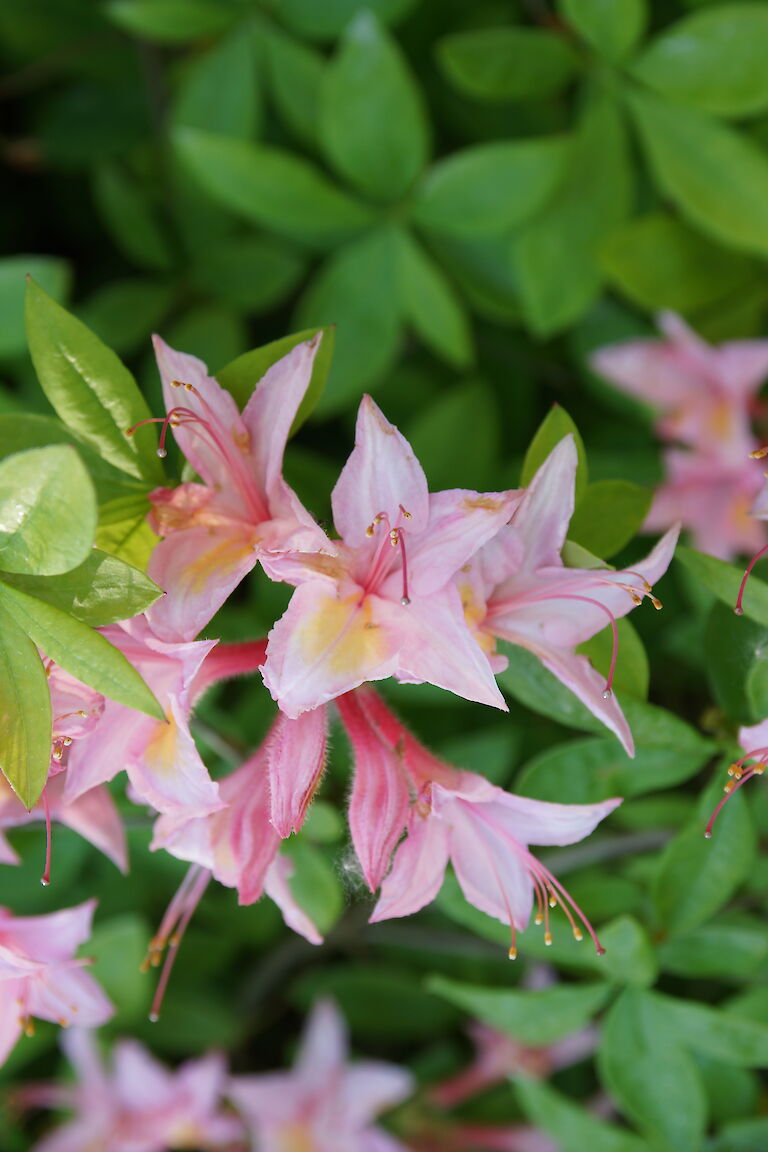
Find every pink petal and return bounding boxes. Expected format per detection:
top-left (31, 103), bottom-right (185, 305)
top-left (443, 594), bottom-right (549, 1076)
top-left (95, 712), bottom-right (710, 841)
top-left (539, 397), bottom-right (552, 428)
top-left (27, 965), bottom-right (114, 1028)
top-left (0, 831), bottom-right (18, 865)
top-left (370, 813), bottom-right (450, 922)
top-left (61, 1026), bottom-right (109, 1094)
top-left (56, 783), bottom-right (128, 873)
top-left (446, 797), bottom-right (535, 931)
top-left (113, 1038), bottom-right (173, 1109)
top-left (262, 582), bottom-right (401, 719)
top-left (8, 900), bottom-right (97, 962)
top-left (268, 708), bottom-right (328, 838)
top-left (738, 718), bottom-right (768, 755)
top-left (331, 396), bottom-right (430, 547)
top-left (263, 855), bottom-right (323, 945)
top-left (513, 437), bottom-right (577, 572)
top-left (718, 340), bottom-right (768, 398)
top-left (340, 1064), bottom-right (414, 1129)
top-left (127, 694), bottom-right (223, 818)
top-left (294, 998), bottom-right (348, 1091)
top-left (0, 989), bottom-right (22, 1066)
top-left (216, 752), bottom-right (282, 904)
top-left (338, 692), bottom-right (411, 892)
top-left (147, 524), bottom-right (259, 642)
top-left (394, 586), bottom-right (508, 711)
top-left (473, 788), bottom-right (622, 848)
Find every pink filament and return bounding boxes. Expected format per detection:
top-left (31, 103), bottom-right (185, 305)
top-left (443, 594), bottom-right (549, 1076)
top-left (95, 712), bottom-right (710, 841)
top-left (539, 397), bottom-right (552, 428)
top-left (40, 788), bottom-right (52, 887)
top-left (735, 543), bottom-right (768, 615)
top-left (705, 766), bottom-right (761, 838)
top-left (147, 865), bottom-right (210, 1022)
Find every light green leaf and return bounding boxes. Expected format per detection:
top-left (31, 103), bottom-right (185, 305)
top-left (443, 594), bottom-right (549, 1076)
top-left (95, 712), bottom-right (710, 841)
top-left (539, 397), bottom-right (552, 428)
top-left (174, 128), bottom-right (376, 249)
top-left (89, 915), bottom-right (152, 1021)
top-left (0, 445), bottom-right (96, 576)
top-left (0, 256), bottom-right (71, 360)
top-left (520, 403), bottom-right (588, 499)
top-left (676, 545), bottom-right (768, 626)
top-left (628, 88), bottom-right (768, 258)
top-left (281, 838), bottom-right (343, 936)
top-left (0, 582), bottom-right (163, 719)
top-left (92, 164), bottom-right (174, 272)
top-left (657, 992), bottom-right (768, 1068)
top-left (96, 509), bottom-right (158, 570)
top-left (0, 549), bottom-right (161, 627)
top-left (653, 774), bottom-right (756, 937)
top-left (264, 26), bottom-right (324, 148)
top-left (437, 27), bottom-right (579, 102)
top-left (106, 0), bottom-right (234, 42)
top-left (514, 92), bottom-right (632, 334)
top-left (321, 11), bottom-right (428, 201)
top-left (396, 230), bottom-right (473, 369)
top-left (516, 1077), bottom-right (651, 1152)
top-left (25, 281), bottom-right (164, 484)
top-left (216, 326), bottom-right (335, 432)
top-left (189, 235), bottom-right (305, 314)
top-left (598, 989), bottom-right (707, 1152)
top-left (172, 27), bottom-right (260, 138)
top-left (428, 976), bottom-right (612, 1045)
top-left (414, 138), bottom-right (569, 238)
top-left (0, 605), bottom-right (51, 809)
top-left (659, 918), bottom-right (768, 980)
top-left (633, 4), bottom-right (768, 117)
top-left (570, 480), bottom-right (652, 559)
top-left (560, 0), bottom-right (647, 62)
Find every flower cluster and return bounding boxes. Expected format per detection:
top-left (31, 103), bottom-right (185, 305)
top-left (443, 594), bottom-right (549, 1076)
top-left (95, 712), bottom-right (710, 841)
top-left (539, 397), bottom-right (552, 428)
top-left (592, 311), bottom-right (768, 560)
top-left (0, 332), bottom-right (679, 1063)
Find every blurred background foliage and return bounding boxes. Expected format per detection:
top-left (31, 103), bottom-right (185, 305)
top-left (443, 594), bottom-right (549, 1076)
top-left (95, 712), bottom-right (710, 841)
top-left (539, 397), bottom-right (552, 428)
top-left (5, 1), bottom-right (768, 1150)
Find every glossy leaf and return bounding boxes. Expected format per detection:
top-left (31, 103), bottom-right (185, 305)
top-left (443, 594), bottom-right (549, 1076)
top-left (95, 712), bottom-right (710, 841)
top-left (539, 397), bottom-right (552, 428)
top-left (321, 11), bottom-right (428, 201)
top-left (560, 0), bottom-right (647, 62)
top-left (520, 403), bottom-right (588, 499)
top-left (437, 27), bottom-right (579, 102)
top-left (25, 281), bottom-right (164, 483)
top-left (0, 446), bottom-right (96, 576)
top-left (0, 582), bottom-right (163, 720)
top-left (0, 605), bottom-right (51, 809)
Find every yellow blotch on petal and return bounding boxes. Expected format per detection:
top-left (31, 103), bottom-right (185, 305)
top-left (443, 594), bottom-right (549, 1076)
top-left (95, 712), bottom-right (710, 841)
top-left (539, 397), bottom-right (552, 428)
top-left (181, 533), bottom-right (257, 596)
top-left (459, 582), bottom-right (496, 656)
top-left (298, 591), bottom-right (392, 677)
top-left (462, 495), bottom-right (504, 513)
top-left (277, 1125), bottom-right (314, 1152)
top-left (144, 713), bottom-right (180, 780)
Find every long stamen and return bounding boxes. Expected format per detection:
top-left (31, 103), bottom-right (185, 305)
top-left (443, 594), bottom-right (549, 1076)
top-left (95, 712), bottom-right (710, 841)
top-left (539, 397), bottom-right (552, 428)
top-left (705, 763), bottom-right (764, 838)
top-left (39, 788), bottom-right (52, 887)
top-left (543, 592), bottom-right (620, 697)
top-left (735, 544), bottom-right (768, 615)
top-left (147, 866), bottom-right (210, 1023)
top-left (531, 858), bottom-right (605, 955)
top-left (391, 527), bottom-right (410, 605)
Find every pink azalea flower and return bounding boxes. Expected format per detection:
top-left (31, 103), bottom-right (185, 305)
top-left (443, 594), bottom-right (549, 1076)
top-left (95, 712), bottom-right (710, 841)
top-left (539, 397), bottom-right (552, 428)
top-left (705, 716), bottom-right (768, 838)
top-left (0, 901), bottom-right (113, 1067)
top-left (262, 395), bottom-right (520, 718)
top-left (28, 1027), bottom-right (243, 1152)
top-left (457, 436), bottom-right (678, 754)
top-left (129, 335), bottom-right (330, 643)
top-left (591, 311), bottom-right (768, 457)
top-left (356, 689), bottom-right (620, 956)
top-left (63, 617), bottom-right (223, 822)
top-left (228, 998), bottom-right (413, 1152)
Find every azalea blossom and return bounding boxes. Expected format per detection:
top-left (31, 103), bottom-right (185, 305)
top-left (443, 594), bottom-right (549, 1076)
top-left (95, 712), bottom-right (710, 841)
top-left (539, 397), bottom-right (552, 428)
top-left (228, 998), bottom-right (413, 1152)
top-left (262, 394), bottom-right (520, 718)
top-left (0, 901), bottom-right (113, 1066)
top-left (456, 436), bottom-right (678, 754)
top-left (26, 1028), bottom-right (243, 1152)
top-left (129, 335), bottom-right (331, 642)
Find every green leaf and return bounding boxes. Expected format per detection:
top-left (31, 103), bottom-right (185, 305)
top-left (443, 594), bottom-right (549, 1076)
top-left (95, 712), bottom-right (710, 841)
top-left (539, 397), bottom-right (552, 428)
top-left (705, 601), bottom-right (767, 724)
top-left (436, 27), bottom-right (579, 102)
top-left (428, 976), bottom-right (612, 1045)
top-left (514, 92), bottom-right (632, 334)
top-left (498, 643), bottom-right (606, 736)
top-left (0, 605), bottom-right (51, 809)
top-left (580, 616), bottom-right (650, 700)
top-left (520, 403), bottom-right (588, 499)
top-left (189, 235), bottom-right (305, 314)
top-left (281, 838), bottom-right (343, 936)
top-left (25, 281), bottom-right (164, 484)
top-left (216, 326), bottom-right (335, 432)
top-left (95, 509), bottom-right (158, 570)
top-left (172, 27), bottom-right (260, 138)
top-left (174, 128), bottom-right (376, 249)
top-left (294, 227), bottom-right (400, 412)
top-left (653, 774), bottom-right (756, 937)
top-left (515, 1078), bottom-right (651, 1152)
top-left (659, 918), bottom-right (768, 980)
top-left (396, 230), bottom-right (473, 369)
top-left (0, 256), bottom-right (71, 361)
top-left (710, 1118), bottom-right (768, 1152)
top-left (598, 916), bottom-right (658, 988)
top-left (92, 164), bottom-right (174, 272)
top-left (274, 0), bottom-right (416, 41)
top-left (264, 26), bottom-right (324, 148)
top-left (676, 545), bottom-right (768, 626)
top-left (600, 212), bottom-right (758, 314)
top-left (89, 915), bottom-right (151, 1022)
top-left (0, 549), bottom-right (161, 627)
top-left (632, 5), bottom-right (768, 117)
top-left (560, 0), bottom-right (647, 62)
top-left (627, 88), bottom-right (768, 258)
top-left (0, 582), bottom-right (163, 719)
top-left (570, 480), bottom-right (652, 559)
top-left (106, 0), bottom-right (234, 42)
top-left (321, 11), bottom-right (428, 202)
top-left (656, 992), bottom-right (768, 1068)
top-left (78, 279), bottom-right (175, 358)
top-left (598, 989), bottom-right (707, 1152)
top-left (0, 446), bottom-right (96, 576)
top-left (414, 138), bottom-right (569, 238)
top-left (405, 380), bottom-right (499, 492)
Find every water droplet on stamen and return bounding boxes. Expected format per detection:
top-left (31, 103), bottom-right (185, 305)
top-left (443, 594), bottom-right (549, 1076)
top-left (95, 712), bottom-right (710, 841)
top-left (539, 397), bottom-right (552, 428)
top-left (602, 688), bottom-right (612, 699)
top-left (735, 606), bottom-right (744, 616)
top-left (400, 596), bottom-right (411, 606)
top-left (157, 447), bottom-right (167, 458)
top-left (704, 831), bottom-right (713, 839)
top-left (149, 1011), bottom-right (159, 1023)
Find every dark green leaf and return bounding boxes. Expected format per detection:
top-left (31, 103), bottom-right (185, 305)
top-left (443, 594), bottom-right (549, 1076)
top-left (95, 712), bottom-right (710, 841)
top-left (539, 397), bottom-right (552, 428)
top-left (633, 5), bottom-right (768, 117)
top-left (705, 601), bottom-right (767, 724)
top-left (274, 0), bottom-right (416, 41)
top-left (174, 128), bottom-right (376, 249)
top-left (428, 976), bottom-right (612, 1045)
top-left (570, 480), bottom-right (652, 559)
top-left (405, 380), bottom-right (499, 491)
top-left (580, 617), bottom-right (650, 700)
top-left (659, 918), bottom-right (768, 980)
top-left (396, 231), bottom-right (473, 369)
top-left (78, 279), bottom-right (175, 358)
top-left (172, 27), bottom-right (260, 138)
top-left (0, 582), bottom-right (163, 719)
top-left (598, 988), bottom-right (707, 1152)
top-left (264, 26), bottom-right (324, 148)
top-left (656, 992), bottom-right (768, 1068)
top-left (0, 256), bottom-right (71, 360)
top-left (560, 0), bottom-right (647, 62)
top-left (520, 403), bottom-right (588, 499)
top-left (676, 546), bottom-right (768, 626)
top-left (190, 235), bottom-right (305, 313)
top-left (437, 27), bottom-right (579, 102)
top-left (414, 138), bottom-right (569, 238)
top-left (321, 11), bottom-right (428, 201)
top-left (106, 0), bottom-right (234, 42)
top-left (0, 549), bottom-right (161, 627)
top-left (498, 643), bottom-right (606, 735)
top-left (628, 88), bottom-right (768, 258)
top-left (92, 164), bottom-right (175, 272)
top-left (0, 446), bottom-right (96, 576)
top-left (0, 605), bottom-right (51, 809)
top-left (515, 1077), bottom-right (651, 1152)
top-left (25, 281), bottom-right (164, 484)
